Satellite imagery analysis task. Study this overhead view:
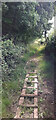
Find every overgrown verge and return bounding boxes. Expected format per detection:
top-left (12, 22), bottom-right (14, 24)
top-left (37, 52), bottom-right (54, 118)
top-left (37, 42), bottom-right (54, 118)
top-left (2, 38), bottom-right (26, 117)
top-left (25, 39), bottom-right (54, 118)
top-left (2, 36), bottom-right (38, 117)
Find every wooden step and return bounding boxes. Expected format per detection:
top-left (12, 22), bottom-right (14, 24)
top-left (26, 74), bottom-right (29, 77)
top-left (34, 108), bottom-right (38, 118)
top-left (23, 86), bottom-right (37, 89)
top-left (32, 80), bottom-right (38, 83)
top-left (25, 78), bottom-right (28, 82)
top-left (19, 104), bottom-right (38, 108)
top-left (21, 94), bottom-right (37, 97)
top-left (27, 81), bottom-right (38, 83)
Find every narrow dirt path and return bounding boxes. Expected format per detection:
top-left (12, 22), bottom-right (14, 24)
top-left (14, 55), bottom-right (39, 118)
top-left (14, 53), bottom-right (54, 118)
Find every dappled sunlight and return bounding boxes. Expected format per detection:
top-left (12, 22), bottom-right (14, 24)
top-left (38, 45), bottom-right (45, 52)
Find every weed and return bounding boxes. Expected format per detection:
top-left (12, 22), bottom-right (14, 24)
top-left (30, 62), bottom-right (36, 68)
top-left (29, 73), bottom-right (36, 76)
top-left (29, 108), bottom-right (33, 114)
top-left (39, 97), bottom-right (43, 102)
top-left (26, 88), bottom-right (35, 94)
top-left (28, 77), bottom-right (34, 81)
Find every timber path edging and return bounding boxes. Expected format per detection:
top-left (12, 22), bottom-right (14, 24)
top-left (14, 70), bottom-right (38, 118)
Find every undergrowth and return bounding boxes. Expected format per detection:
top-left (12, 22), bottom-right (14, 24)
top-left (2, 37), bottom-right (54, 118)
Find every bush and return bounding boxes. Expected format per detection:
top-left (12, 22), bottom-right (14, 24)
top-left (45, 31), bottom-right (56, 56)
top-left (2, 38), bottom-right (27, 117)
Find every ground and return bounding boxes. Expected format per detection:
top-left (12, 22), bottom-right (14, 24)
top-left (2, 40), bottom-right (54, 118)
top-left (25, 50), bottom-right (54, 118)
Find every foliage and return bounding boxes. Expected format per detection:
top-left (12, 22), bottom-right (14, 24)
top-left (2, 2), bottom-right (55, 118)
top-left (45, 30), bottom-right (55, 57)
top-left (2, 38), bottom-right (26, 117)
top-left (2, 39), bottom-right (25, 79)
top-left (2, 2), bottom-right (54, 44)
top-left (54, 1), bottom-right (56, 16)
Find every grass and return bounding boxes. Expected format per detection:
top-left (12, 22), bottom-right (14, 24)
top-left (28, 77), bottom-right (34, 81)
top-left (2, 62), bottom-right (26, 117)
top-left (30, 62), bottom-right (36, 68)
top-left (29, 73), bottom-right (36, 76)
top-left (2, 37), bottom-right (54, 118)
top-left (26, 88), bottom-right (35, 94)
top-left (26, 39), bottom-right (54, 118)
top-left (20, 106), bottom-right (33, 118)
top-left (2, 39), bottom-right (37, 117)
top-left (38, 56), bottom-right (54, 80)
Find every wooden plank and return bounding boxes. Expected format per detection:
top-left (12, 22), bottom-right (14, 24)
top-left (19, 97), bottom-right (24, 105)
top-left (25, 78), bottom-right (28, 82)
top-left (34, 77), bottom-right (38, 118)
top-left (34, 108), bottom-right (38, 118)
top-left (21, 88), bottom-right (26, 95)
top-left (14, 107), bottom-right (21, 118)
top-left (14, 71), bottom-right (38, 119)
top-left (26, 74), bottom-right (29, 77)
top-left (23, 82), bottom-right (27, 88)
top-left (32, 81), bottom-right (38, 83)
top-left (34, 97), bottom-right (38, 104)
top-left (34, 89), bottom-right (37, 95)
top-left (21, 94), bottom-right (37, 97)
top-left (23, 86), bottom-right (37, 89)
top-left (28, 76), bottom-right (37, 78)
top-left (19, 104), bottom-right (38, 108)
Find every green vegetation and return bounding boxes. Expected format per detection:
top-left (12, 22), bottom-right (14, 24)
top-left (20, 107), bottom-right (33, 118)
top-left (1, 1), bottom-right (55, 118)
top-left (26, 88), bottom-right (35, 94)
top-left (2, 2), bottom-right (54, 44)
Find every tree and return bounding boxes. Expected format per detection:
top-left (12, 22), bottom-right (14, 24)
top-left (2, 2), bottom-right (54, 44)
